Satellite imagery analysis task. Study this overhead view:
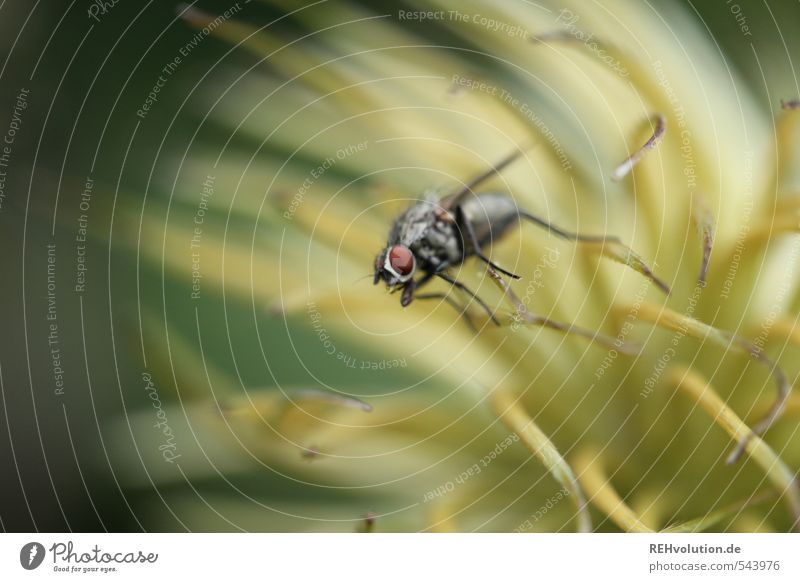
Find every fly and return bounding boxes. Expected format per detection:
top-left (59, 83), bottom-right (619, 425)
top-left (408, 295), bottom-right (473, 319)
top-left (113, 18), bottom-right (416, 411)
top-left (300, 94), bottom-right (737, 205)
top-left (374, 149), bottom-right (665, 326)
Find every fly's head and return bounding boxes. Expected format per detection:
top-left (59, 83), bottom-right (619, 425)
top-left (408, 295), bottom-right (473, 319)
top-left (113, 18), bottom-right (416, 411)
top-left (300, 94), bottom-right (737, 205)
top-left (373, 244), bottom-right (417, 296)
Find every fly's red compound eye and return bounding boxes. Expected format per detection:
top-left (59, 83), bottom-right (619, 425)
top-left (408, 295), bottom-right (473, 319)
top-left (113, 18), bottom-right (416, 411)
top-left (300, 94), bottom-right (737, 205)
top-left (385, 245), bottom-right (415, 281)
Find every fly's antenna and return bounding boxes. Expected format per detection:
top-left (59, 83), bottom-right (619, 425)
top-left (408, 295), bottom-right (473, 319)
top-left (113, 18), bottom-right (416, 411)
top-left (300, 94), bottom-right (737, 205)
top-left (353, 273), bottom-right (377, 284)
top-left (443, 146), bottom-right (531, 209)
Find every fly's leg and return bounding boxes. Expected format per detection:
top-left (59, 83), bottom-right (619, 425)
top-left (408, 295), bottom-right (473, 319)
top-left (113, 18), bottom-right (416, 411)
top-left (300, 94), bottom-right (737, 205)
top-left (518, 211), bottom-right (619, 244)
top-left (406, 264), bottom-right (497, 327)
top-left (518, 210), bottom-right (671, 294)
top-left (454, 205), bottom-right (521, 279)
top-left (400, 282), bottom-right (415, 306)
top-left (399, 270), bottom-right (435, 307)
top-left (437, 272), bottom-right (500, 325)
top-left (414, 292), bottom-right (477, 331)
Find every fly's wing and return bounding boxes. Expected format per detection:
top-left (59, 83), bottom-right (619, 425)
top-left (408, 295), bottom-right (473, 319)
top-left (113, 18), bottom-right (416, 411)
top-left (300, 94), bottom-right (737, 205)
top-left (440, 148), bottom-right (527, 211)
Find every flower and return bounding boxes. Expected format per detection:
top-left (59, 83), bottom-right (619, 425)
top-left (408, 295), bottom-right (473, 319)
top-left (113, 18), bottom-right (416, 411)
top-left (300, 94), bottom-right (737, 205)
top-left (120, 0), bottom-right (800, 532)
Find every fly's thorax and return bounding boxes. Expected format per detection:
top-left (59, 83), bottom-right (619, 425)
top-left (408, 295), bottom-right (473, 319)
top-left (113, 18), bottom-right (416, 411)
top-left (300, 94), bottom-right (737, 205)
top-left (410, 219), bottom-right (462, 270)
top-left (391, 200), bottom-right (439, 247)
top-left (389, 199), bottom-right (461, 271)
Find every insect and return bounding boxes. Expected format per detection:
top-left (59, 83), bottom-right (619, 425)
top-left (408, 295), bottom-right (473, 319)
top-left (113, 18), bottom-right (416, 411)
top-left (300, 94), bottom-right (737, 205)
top-left (373, 149), bottom-right (625, 325)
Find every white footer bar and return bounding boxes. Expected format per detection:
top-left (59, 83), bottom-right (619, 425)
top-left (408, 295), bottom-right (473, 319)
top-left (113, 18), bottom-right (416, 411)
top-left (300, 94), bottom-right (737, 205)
top-left (1, 533), bottom-right (797, 581)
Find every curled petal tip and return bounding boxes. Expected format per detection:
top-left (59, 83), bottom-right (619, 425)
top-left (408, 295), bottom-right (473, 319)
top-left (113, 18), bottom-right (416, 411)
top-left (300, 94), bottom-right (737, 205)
top-left (611, 114), bottom-right (666, 181)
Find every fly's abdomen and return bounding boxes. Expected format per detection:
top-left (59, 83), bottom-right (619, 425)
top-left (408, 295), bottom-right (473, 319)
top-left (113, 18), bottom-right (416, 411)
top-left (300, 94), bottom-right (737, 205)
top-left (461, 192), bottom-right (520, 248)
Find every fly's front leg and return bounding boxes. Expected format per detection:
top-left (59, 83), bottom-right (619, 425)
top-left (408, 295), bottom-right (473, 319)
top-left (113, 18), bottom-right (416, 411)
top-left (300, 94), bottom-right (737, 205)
top-left (400, 281), bottom-right (415, 307)
top-left (437, 272), bottom-right (500, 325)
top-left (402, 264), bottom-right (477, 329)
top-left (454, 205), bottom-right (520, 279)
top-left (400, 270), bottom-right (435, 307)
